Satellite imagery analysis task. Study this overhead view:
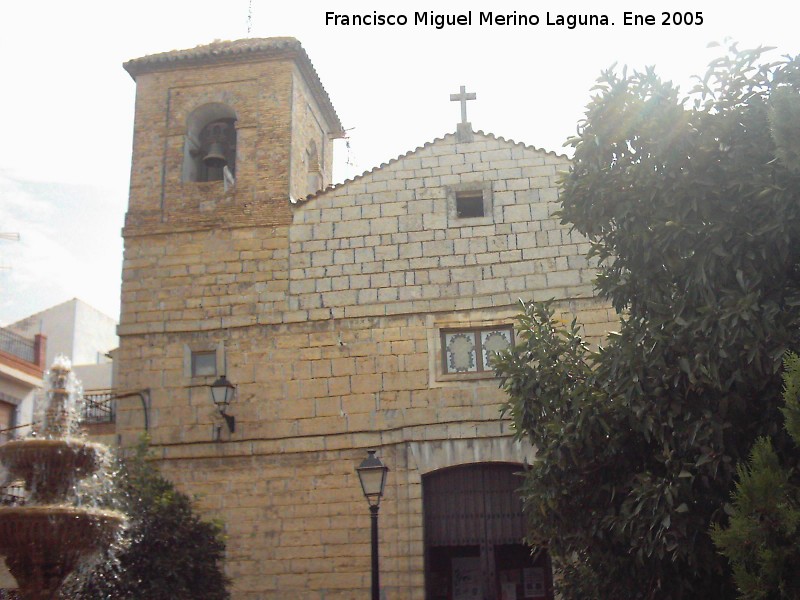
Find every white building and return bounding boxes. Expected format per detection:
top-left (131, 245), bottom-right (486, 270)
top-left (9, 298), bottom-right (117, 390)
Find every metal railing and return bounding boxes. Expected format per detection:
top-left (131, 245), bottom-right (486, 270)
top-left (82, 391), bottom-right (116, 424)
top-left (0, 422), bottom-right (26, 444)
top-left (0, 393), bottom-right (117, 441)
top-left (0, 482), bottom-right (25, 506)
top-left (0, 327), bottom-right (34, 363)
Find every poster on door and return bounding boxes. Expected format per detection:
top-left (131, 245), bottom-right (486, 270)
top-left (501, 582), bottom-right (518, 600)
top-left (523, 567), bottom-right (546, 599)
top-left (452, 557), bottom-right (482, 600)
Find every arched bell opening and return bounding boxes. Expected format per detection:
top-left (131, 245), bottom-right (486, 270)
top-left (183, 103), bottom-right (237, 183)
top-left (306, 140), bottom-right (323, 196)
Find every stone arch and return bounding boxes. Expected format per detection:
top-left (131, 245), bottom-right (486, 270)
top-left (408, 437), bottom-right (534, 476)
top-left (182, 103), bottom-right (238, 183)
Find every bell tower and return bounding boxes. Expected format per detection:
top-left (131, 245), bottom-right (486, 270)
top-left (116, 39), bottom-right (344, 446)
top-left (122, 38), bottom-right (344, 235)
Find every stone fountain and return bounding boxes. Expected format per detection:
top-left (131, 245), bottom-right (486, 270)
top-left (0, 357), bottom-right (125, 600)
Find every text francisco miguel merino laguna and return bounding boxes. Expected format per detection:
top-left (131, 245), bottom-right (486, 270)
top-left (325, 10), bottom-right (614, 29)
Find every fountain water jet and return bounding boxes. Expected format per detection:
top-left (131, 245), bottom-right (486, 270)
top-left (0, 357), bottom-right (125, 600)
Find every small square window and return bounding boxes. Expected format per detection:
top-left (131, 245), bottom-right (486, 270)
top-left (441, 326), bottom-right (514, 375)
top-left (456, 192), bottom-right (484, 218)
top-left (447, 182), bottom-right (493, 226)
top-left (191, 351), bottom-right (217, 377)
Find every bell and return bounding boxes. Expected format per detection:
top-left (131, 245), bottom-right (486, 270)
top-left (203, 142), bottom-right (227, 169)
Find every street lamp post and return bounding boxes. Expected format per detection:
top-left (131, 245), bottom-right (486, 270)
top-left (356, 450), bottom-right (389, 600)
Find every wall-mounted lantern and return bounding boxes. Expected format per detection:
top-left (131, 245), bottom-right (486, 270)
top-left (210, 375), bottom-right (236, 434)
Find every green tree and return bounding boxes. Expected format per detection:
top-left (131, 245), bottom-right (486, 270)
top-left (65, 441), bottom-right (230, 600)
top-left (712, 353), bottom-right (800, 599)
top-left (494, 45), bottom-right (800, 599)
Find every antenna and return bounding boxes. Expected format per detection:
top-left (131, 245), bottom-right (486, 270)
top-left (247, 0), bottom-right (253, 35)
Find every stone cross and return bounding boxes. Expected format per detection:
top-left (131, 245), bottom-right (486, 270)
top-left (450, 86), bottom-right (476, 125)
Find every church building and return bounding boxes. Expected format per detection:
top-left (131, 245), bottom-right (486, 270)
top-left (116, 37), bottom-right (616, 600)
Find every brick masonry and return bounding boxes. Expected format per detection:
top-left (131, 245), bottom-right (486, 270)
top-left (116, 39), bottom-right (618, 600)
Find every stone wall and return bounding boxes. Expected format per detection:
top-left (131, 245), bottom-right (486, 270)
top-left (288, 132), bottom-right (597, 325)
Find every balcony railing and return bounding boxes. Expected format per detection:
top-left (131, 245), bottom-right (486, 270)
top-left (82, 391), bottom-right (116, 425)
top-left (0, 482), bottom-right (25, 506)
top-left (0, 422), bottom-right (26, 444)
top-left (0, 393), bottom-right (117, 442)
top-left (0, 327), bottom-right (34, 363)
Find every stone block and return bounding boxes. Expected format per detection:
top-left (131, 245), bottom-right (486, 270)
top-left (333, 219), bottom-right (370, 238)
top-left (370, 217), bottom-right (398, 235)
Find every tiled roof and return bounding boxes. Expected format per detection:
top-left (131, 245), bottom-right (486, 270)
top-left (294, 128), bottom-right (570, 204)
top-left (123, 37), bottom-right (344, 136)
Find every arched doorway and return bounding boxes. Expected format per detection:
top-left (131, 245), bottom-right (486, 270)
top-left (423, 463), bottom-right (553, 600)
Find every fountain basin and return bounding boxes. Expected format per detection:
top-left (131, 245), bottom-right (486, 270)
top-left (0, 439), bottom-right (104, 504)
top-left (0, 505), bottom-right (125, 600)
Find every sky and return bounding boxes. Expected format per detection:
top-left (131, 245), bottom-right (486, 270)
top-left (0, 0), bottom-right (798, 326)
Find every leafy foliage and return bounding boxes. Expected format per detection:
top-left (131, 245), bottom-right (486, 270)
top-left (495, 45), bottom-right (800, 599)
top-left (64, 441), bottom-right (230, 600)
top-left (712, 355), bottom-right (800, 598)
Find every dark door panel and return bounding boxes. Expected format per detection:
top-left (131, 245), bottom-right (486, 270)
top-left (423, 464), bottom-right (553, 600)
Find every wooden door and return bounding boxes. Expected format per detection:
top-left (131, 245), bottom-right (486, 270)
top-left (0, 400), bottom-right (14, 443)
top-left (423, 464), bottom-right (552, 600)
